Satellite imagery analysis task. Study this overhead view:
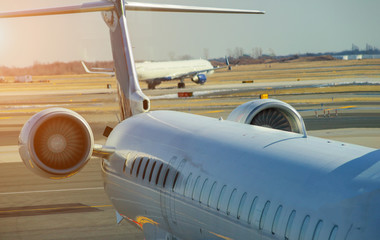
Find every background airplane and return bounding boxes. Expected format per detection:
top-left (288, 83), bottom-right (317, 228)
top-left (82, 57), bottom-right (229, 89)
top-left (2, 1), bottom-right (379, 240)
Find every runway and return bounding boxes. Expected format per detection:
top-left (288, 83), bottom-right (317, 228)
top-left (0, 158), bottom-right (144, 240)
top-left (0, 61), bottom-right (380, 239)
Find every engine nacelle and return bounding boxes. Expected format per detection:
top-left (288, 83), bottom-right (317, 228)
top-left (227, 99), bottom-right (307, 136)
top-left (19, 108), bottom-right (94, 179)
top-left (192, 74), bottom-right (207, 84)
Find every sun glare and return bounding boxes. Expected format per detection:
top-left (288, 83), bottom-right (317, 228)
top-left (0, 23), bottom-right (8, 66)
top-left (0, 25), bottom-right (3, 51)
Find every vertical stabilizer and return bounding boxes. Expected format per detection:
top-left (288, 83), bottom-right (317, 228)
top-left (102, 0), bottom-right (150, 120)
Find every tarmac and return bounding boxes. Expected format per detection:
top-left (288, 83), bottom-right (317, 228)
top-left (0, 71), bottom-right (379, 239)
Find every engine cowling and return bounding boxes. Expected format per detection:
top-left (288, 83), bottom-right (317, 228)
top-left (192, 74), bottom-right (207, 84)
top-left (19, 108), bottom-right (94, 179)
top-left (227, 99), bottom-right (307, 136)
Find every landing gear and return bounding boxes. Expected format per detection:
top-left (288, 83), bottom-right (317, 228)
top-left (178, 82), bottom-right (185, 88)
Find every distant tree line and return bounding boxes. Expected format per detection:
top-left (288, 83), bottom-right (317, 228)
top-left (2, 44), bottom-right (378, 76)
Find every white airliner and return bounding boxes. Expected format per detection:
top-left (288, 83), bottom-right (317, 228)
top-left (2, 1), bottom-right (379, 240)
top-left (82, 58), bottom-right (227, 89)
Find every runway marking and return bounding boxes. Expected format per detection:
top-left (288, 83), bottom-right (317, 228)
top-left (338, 105), bottom-right (357, 109)
top-left (199, 110), bottom-right (225, 114)
top-left (0, 203), bottom-right (112, 218)
top-left (0, 187), bottom-right (104, 195)
top-left (0, 117), bottom-right (11, 120)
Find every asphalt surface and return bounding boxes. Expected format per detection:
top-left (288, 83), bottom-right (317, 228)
top-left (0, 76), bottom-right (379, 239)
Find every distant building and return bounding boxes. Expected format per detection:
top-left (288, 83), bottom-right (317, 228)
top-left (356, 55), bottom-right (363, 60)
top-left (0, 76), bottom-right (4, 83)
top-left (15, 75), bottom-right (32, 83)
top-left (342, 55), bottom-right (348, 60)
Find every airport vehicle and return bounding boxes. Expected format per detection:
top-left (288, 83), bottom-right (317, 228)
top-left (2, 1), bottom-right (379, 240)
top-left (14, 75), bottom-right (33, 83)
top-left (82, 58), bottom-right (228, 89)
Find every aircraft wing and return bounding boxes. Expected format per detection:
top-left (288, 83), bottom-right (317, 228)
top-left (81, 61), bottom-right (115, 76)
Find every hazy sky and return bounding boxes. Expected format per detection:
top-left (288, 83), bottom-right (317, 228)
top-left (0, 0), bottom-right (379, 67)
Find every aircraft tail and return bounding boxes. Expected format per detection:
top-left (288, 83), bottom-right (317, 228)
top-left (103, 1), bottom-right (149, 119)
top-left (225, 56), bottom-right (232, 70)
top-left (225, 56), bottom-right (230, 66)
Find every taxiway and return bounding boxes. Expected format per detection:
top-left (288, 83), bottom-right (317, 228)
top-left (0, 62), bottom-right (379, 239)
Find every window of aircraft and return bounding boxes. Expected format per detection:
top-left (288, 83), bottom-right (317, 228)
top-left (328, 225), bottom-right (338, 240)
top-left (237, 192), bottom-right (247, 220)
top-left (172, 159), bottom-right (186, 193)
top-left (172, 171), bottom-right (179, 191)
top-left (207, 181), bottom-right (217, 207)
top-left (227, 188), bottom-right (237, 216)
top-left (217, 185), bottom-right (227, 211)
top-left (183, 173), bottom-right (193, 196)
top-left (142, 159), bottom-right (150, 180)
top-left (149, 161), bottom-right (157, 183)
top-left (259, 201), bottom-right (271, 230)
top-left (155, 163), bottom-right (164, 185)
top-left (312, 220), bottom-right (323, 240)
top-left (135, 157), bottom-right (144, 177)
top-left (192, 176), bottom-right (201, 200)
top-left (163, 168), bottom-right (170, 188)
top-left (130, 157), bottom-right (137, 175)
top-left (199, 178), bottom-right (209, 203)
top-left (248, 197), bottom-right (258, 224)
top-left (271, 205), bottom-right (282, 235)
top-left (285, 210), bottom-right (296, 240)
top-left (299, 215), bottom-right (310, 240)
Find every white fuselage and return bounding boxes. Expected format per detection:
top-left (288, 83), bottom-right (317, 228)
top-left (102, 110), bottom-right (380, 240)
top-left (135, 59), bottom-right (214, 80)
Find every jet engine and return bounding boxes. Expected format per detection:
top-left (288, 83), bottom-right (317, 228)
top-left (191, 74), bottom-right (207, 84)
top-left (227, 99), bottom-right (307, 136)
top-left (19, 108), bottom-right (94, 179)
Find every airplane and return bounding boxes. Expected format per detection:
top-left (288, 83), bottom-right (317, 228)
top-left (82, 57), bottom-right (230, 89)
top-left (2, 1), bottom-right (379, 240)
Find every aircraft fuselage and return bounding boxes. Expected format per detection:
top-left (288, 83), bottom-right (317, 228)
top-left (102, 110), bottom-right (380, 240)
top-left (135, 59), bottom-right (214, 81)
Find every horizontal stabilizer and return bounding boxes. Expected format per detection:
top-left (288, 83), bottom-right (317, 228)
top-left (124, 2), bottom-right (265, 14)
top-left (0, 1), bottom-right (114, 18)
top-left (0, 1), bottom-right (264, 18)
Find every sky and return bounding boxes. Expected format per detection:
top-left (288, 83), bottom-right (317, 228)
top-left (0, 0), bottom-right (379, 67)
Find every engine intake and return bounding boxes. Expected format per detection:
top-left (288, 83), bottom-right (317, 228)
top-left (191, 74), bottom-right (207, 84)
top-left (19, 108), bottom-right (94, 179)
top-left (227, 99), bottom-right (307, 137)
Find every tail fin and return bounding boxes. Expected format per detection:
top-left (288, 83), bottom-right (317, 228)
top-left (103, 1), bottom-right (150, 119)
top-left (225, 56), bottom-right (230, 66)
top-left (225, 56), bottom-right (232, 70)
